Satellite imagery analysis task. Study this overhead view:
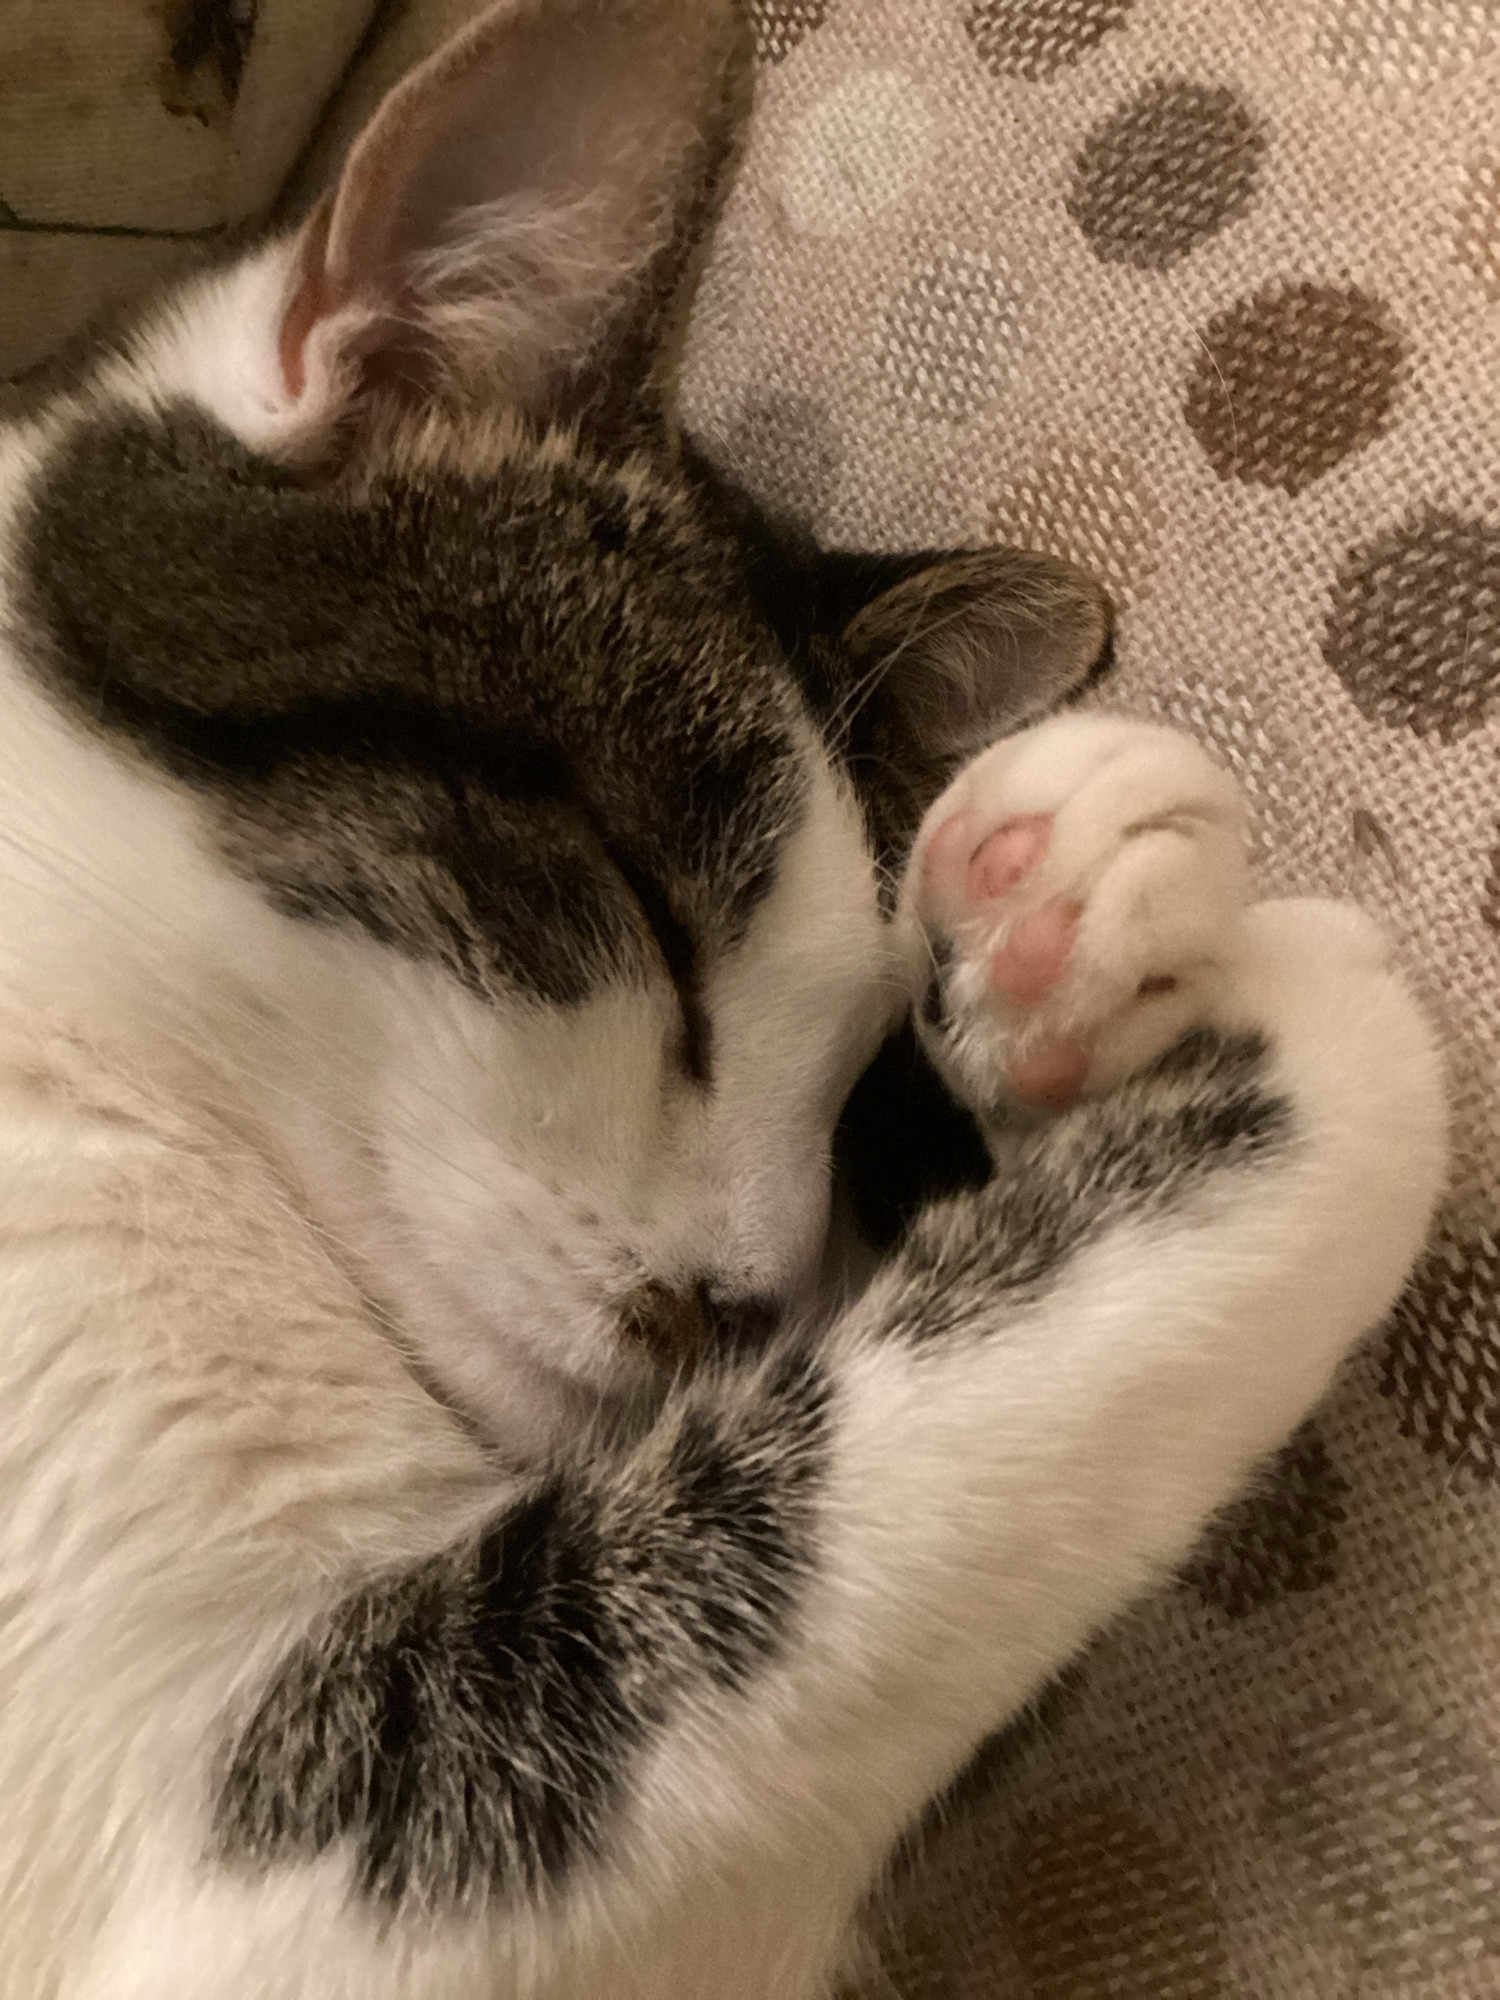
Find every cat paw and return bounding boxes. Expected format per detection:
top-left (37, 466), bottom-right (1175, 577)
top-left (904, 714), bottom-right (1250, 1112)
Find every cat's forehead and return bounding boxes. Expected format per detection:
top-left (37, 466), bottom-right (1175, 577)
top-left (12, 396), bottom-right (815, 1017)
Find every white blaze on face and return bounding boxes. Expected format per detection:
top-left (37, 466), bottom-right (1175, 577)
top-left (263, 737), bottom-right (908, 1459)
top-left (686, 744), bottom-right (909, 1302)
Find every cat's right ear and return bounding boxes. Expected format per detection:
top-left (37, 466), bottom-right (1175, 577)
top-left (804, 542), bottom-right (1113, 867)
top-left (216, 0), bottom-right (748, 456)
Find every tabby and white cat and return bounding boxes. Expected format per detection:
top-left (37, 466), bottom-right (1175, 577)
top-left (0, 2), bottom-right (1443, 1995)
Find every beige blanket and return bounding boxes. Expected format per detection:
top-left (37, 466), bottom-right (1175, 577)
top-left (6, 3), bottom-right (1498, 1992)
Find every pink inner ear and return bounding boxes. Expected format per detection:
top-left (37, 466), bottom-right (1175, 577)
top-left (279, 203), bottom-right (337, 403)
top-left (272, 12), bottom-right (514, 410)
top-left (270, 0), bottom-right (741, 424)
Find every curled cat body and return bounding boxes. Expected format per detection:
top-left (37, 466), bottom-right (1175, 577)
top-left (0, 4), bottom-right (1445, 1996)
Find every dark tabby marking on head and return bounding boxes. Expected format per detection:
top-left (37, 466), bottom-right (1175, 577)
top-left (894, 1028), bottom-right (1293, 1339)
top-left (18, 407), bottom-right (808, 1059)
top-left (213, 1346), bottom-right (831, 1908)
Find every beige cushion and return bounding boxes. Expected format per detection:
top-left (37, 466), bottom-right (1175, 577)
top-left (0, 0), bottom-right (376, 377)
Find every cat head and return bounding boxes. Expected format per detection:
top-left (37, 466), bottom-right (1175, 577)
top-left (0, 0), bottom-right (1108, 1453)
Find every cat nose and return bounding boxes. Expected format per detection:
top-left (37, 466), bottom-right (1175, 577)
top-left (698, 1286), bottom-right (782, 1356)
top-left (616, 1279), bottom-right (781, 1369)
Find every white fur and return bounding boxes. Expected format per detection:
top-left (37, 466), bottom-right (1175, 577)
top-left (0, 37), bottom-right (1447, 1994)
top-left (0, 471), bottom-right (1445, 1990)
top-left (91, 240), bottom-right (360, 461)
top-left (6, 845), bottom-right (1440, 2000)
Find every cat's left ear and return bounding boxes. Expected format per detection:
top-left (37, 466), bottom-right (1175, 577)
top-left (269, 0), bottom-right (747, 446)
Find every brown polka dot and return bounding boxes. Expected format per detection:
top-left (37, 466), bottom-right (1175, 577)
top-left (1067, 79), bottom-right (1266, 270)
top-left (876, 1848), bottom-right (1032, 2000)
top-left (964, 0), bottom-right (1135, 81)
top-left (1265, 1694), bottom-right (1500, 1975)
top-left (1316, 0), bottom-right (1498, 92)
top-left (988, 448), bottom-right (1164, 607)
top-left (712, 391), bottom-right (839, 530)
top-left (876, 241), bottom-right (1018, 421)
top-left (1184, 282), bottom-right (1404, 495)
top-left (1002, 1796), bottom-right (1227, 1997)
top-left (1380, 1221), bottom-right (1500, 1481)
top-left (749, 0), bottom-right (828, 65)
top-left (1457, 156), bottom-right (1500, 302)
top-left (1321, 507), bottom-right (1500, 740)
top-left (1183, 1420), bottom-right (1349, 1620)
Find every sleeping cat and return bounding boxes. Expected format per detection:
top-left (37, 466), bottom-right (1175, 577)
top-left (0, 1), bottom-right (1444, 1995)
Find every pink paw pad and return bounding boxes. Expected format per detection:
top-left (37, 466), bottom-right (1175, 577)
top-left (989, 898), bottom-right (1081, 1008)
top-left (991, 901), bottom-right (1090, 1110)
top-left (923, 808), bottom-right (1095, 1110)
top-left (965, 814), bottom-right (1051, 904)
top-left (1007, 1034), bottom-right (1091, 1110)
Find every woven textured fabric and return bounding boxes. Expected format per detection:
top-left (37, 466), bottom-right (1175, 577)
top-left (676, 6), bottom-right (1499, 1994)
top-left (8, 3), bottom-right (1500, 1995)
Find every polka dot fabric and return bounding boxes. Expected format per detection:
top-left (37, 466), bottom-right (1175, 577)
top-left (875, 237), bottom-right (1019, 420)
top-left (1322, 508), bottom-right (1500, 739)
top-left (1182, 282), bottom-right (1405, 495)
top-left (1067, 78), bottom-right (1267, 270)
top-left (1457, 156), bottom-right (1500, 299)
top-left (965, 0), bottom-right (1135, 82)
top-left (749, 0), bottom-right (828, 67)
top-left (677, 0), bottom-right (1500, 1992)
top-left (1181, 1421), bottom-right (1351, 1622)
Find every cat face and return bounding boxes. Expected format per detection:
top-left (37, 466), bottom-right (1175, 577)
top-left (0, 0), bottom-right (1107, 1453)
